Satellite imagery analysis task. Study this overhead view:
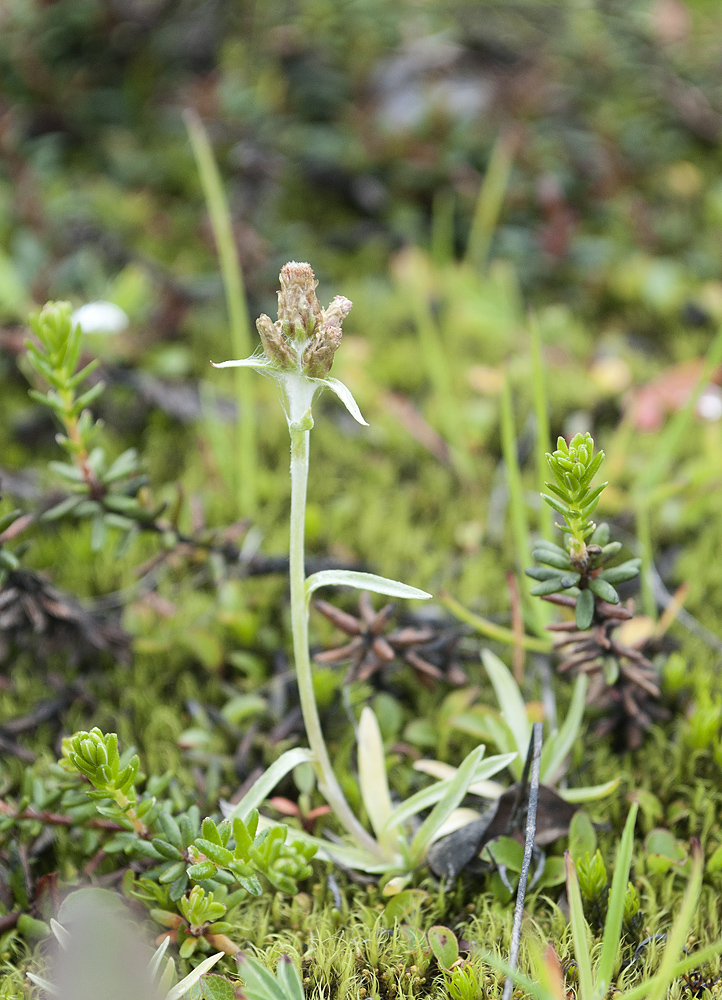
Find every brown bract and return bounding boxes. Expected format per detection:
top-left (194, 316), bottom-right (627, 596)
top-left (256, 264), bottom-right (352, 377)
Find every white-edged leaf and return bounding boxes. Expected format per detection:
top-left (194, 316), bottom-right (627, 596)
top-left (409, 745), bottom-right (485, 862)
top-left (413, 759), bottom-right (505, 799)
top-left (211, 356), bottom-right (276, 371)
top-left (222, 748), bottom-right (314, 821)
top-left (317, 376), bottom-right (368, 425)
top-left (558, 777), bottom-right (620, 803)
top-left (26, 974), bottom-right (59, 994)
top-left (306, 570), bottom-right (431, 602)
top-left (387, 753), bottom-right (516, 831)
top-left (540, 673), bottom-right (587, 785)
top-left (166, 952), bottom-right (224, 1000)
top-left (148, 935), bottom-right (171, 982)
top-left (358, 708), bottom-right (394, 841)
top-left (50, 918), bottom-right (71, 949)
top-left (481, 649), bottom-right (531, 760)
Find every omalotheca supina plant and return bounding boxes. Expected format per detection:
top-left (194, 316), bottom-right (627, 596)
top-left (211, 262), bottom-right (434, 859)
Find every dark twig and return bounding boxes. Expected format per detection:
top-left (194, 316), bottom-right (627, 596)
top-left (502, 722), bottom-right (543, 1000)
top-left (0, 802), bottom-right (123, 831)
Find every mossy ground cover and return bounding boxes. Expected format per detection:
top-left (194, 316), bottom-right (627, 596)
top-left (3, 1), bottom-right (722, 997)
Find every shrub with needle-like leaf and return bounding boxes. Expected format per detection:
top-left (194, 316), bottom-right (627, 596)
top-left (527, 434), bottom-right (663, 748)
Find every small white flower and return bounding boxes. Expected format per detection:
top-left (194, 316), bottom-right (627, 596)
top-left (71, 301), bottom-right (129, 335)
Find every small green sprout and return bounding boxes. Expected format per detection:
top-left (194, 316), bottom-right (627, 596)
top-left (188, 813), bottom-right (315, 895)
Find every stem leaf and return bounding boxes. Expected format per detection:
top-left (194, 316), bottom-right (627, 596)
top-left (305, 570), bottom-right (431, 602)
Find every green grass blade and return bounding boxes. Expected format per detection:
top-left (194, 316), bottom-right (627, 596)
top-left (540, 674), bottom-right (587, 785)
top-left (386, 752), bottom-right (516, 831)
top-left (618, 937), bottom-right (722, 1000)
top-left (478, 949), bottom-right (558, 1000)
top-left (465, 129), bottom-right (516, 273)
top-left (481, 649), bottom-right (531, 761)
top-left (530, 311), bottom-right (553, 541)
top-left (500, 374), bottom-right (545, 636)
top-left (565, 853), bottom-right (595, 1000)
top-left (223, 748), bottom-right (314, 821)
top-left (643, 848), bottom-right (704, 1000)
top-left (597, 803), bottom-right (638, 994)
top-left (185, 108), bottom-right (256, 517)
top-left (409, 745), bottom-right (484, 863)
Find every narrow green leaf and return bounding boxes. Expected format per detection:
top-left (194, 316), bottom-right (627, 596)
top-left (387, 753), bottom-right (516, 831)
top-left (565, 854), bottom-right (594, 1000)
top-left (599, 560), bottom-right (641, 585)
top-left (557, 777), bottom-right (620, 803)
top-left (530, 577), bottom-right (565, 596)
top-left (540, 674), bottom-right (587, 785)
top-left (597, 803), bottom-right (638, 994)
top-left (305, 570), bottom-right (431, 602)
top-left (588, 578), bottom-right (619, 604)
top-left (644, 849), bottom-right (704, 1000)
top-left (409, 745), bottom-right (484, 863)
top-left (357, 707), bottom-right (394, 842)
top-left (575, 589), bottom-right (594, 629)
top-left (481, 650), bottom-right (530, 760)
top-left (222, 748), bottom-right (314, 822)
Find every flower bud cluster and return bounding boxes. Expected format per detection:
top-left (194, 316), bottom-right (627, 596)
top-left (256, 262), bottom-right (352, 378)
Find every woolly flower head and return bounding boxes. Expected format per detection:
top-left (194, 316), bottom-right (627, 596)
top-left (256, 261), bottom-right (352, 378)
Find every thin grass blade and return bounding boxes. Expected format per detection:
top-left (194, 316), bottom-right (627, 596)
top-left (222, 748), bottom-right (314, 821)
top-left (409, 745), bottom-right (484, 863)
top-left (565, 852), bottom-right (595, 1000)
top-left (540, 674), bottom-right (587, 785)
top-left (597, 803), bottom-right (639, 994)
top-left (482, 649), bottom-right (531, 762)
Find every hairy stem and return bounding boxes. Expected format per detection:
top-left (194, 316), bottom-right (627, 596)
top-left (288, 420), bottom-right (383, 857)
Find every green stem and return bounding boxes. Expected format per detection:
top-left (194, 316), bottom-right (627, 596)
top-left (288, 421), bottom-right (384, 858)
top-left (439, 591), bottom-right (551, 653)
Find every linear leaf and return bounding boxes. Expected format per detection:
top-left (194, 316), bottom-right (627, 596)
top-left (540, 674), bottom-right (587, 784)
top-left (305, 570), bottom-right (431, 602)
top-left (597, 804), bottom-right (638, 994)
top-left (222, 749), bottom-right (314, 822)
top-left (409, 745), bottom-right (484, 863)
top-left (387, 753), bottom-right (515, 832)
top-left (358, 708), bottom-right (394, 842)
top-left (481, 650), bottom-right (531, 760)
